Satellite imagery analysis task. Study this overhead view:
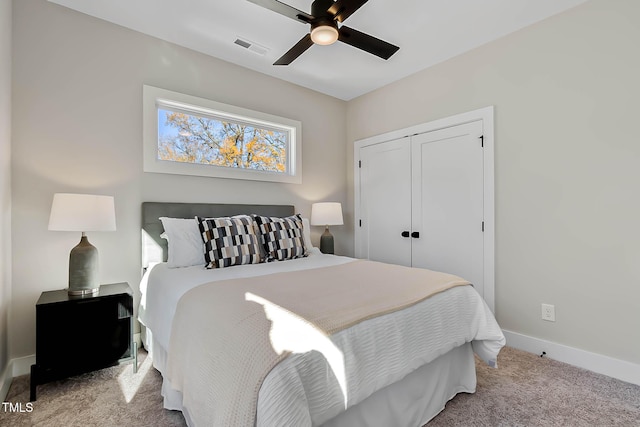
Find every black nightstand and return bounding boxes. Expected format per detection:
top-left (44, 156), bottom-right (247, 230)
top-left (30, 282), bottom-right (137, 401)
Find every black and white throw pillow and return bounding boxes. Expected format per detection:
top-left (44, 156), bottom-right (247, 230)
top-left (196, 215), bottom-right (262, 269)
top-left (252, 214), bottom-right (307, 262)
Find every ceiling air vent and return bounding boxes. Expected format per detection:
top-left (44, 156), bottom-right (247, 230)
top-left (234, 37), bottom-right (269, 56)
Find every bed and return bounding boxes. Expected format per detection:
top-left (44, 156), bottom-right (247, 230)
top-left (138, 202), bottom-right (505, 427)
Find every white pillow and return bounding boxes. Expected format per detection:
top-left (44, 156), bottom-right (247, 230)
top-left (159, 217), bottom-right (205, 268)
top-left (302, 218), bottom-right (313, 252)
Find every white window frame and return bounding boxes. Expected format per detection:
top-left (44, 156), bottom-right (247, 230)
top-left (143, 85), bottom-right (302, 184)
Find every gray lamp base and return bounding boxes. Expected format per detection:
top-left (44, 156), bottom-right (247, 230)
top-left (68, 234), bottom-right (100, 296)
top-left (319, 227), bottom-right (334, 254)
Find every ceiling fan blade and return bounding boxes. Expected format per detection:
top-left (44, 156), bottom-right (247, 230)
top-left (274, 34), bottom-right (314, 65)
top-left (328, 0), bottom-right (368, 23)
top-left (246, 0), bottom-right (313, 24)
top-left (338, 25), bottom-right (399, 60)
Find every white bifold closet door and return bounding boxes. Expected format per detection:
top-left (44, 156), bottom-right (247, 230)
top-left (357, 120), bottom-right (485, 298)
top-left (358, 137), bottom-right (412, 266)
top-left (410, 121), bottom-right (484, 297)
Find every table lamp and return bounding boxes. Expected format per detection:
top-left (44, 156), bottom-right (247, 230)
top-left (48, 193), bottom-right (116, 296)
top-left (311, 202), bottom-right (343, 254)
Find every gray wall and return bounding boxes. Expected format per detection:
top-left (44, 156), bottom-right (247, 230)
top-left (10, 0), bottom-right (347, 358)
top-left (347, 0), bottom-right (640, 364)
top-left (0, 0), bottom-right (12, 376)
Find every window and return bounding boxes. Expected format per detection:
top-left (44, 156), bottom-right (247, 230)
top-left (143, 85), bottom-right (302, 184)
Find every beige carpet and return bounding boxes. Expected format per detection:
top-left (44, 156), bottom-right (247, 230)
top-left (429, 347), bottom-right (640, 426)
top-left (1, 347), bottom-right (639, 426)
top-left (1, 350), bottom-right (186, 427)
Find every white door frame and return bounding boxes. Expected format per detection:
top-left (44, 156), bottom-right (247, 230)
top-left (353, 106), bottom-right (495, 312)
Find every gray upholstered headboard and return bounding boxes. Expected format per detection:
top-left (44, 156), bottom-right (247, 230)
top-left (141, 202), bottom-right (295, 268)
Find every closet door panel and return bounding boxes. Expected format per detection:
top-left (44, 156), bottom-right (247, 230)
top-left (411, 121), bottom-right (485, 296)
top-left (357, 138), bottom-right (412, 266)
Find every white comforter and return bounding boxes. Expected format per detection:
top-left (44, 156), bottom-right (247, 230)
top-left (139, 249), bottom-right (505, 426)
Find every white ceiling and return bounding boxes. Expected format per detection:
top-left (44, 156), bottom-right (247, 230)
top-left (48, 0), bottom-right (588, 101)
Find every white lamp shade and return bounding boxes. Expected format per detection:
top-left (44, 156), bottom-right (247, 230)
top-left (48, 193), bottom-right (116, 232)
top-left (311, 202), bottom-right (343, 226)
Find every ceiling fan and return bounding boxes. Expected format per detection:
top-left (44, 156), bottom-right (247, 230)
top-left (246, 0), bottom-right (400, 65)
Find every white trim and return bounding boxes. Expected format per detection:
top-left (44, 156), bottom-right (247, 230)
top-left (353, 106), bottom-right (494, 147)
top-left (143, 85), bottom-right (302, 184)
top-left (353, 106), bottom-right (495, 312)
top-left (481, 107), bottom-right (495, 313)
top-left (503, 330), bottom-right (640, 386)
top-left (11, 354), bottom-right (35, 377)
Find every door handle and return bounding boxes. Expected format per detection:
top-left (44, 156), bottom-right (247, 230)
top-left (411, 231), bottom-right (420, 238)
top-left (401, 231), bottom-right (410, 238)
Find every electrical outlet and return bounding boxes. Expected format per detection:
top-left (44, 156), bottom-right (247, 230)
top-left (541, 304), bottom-right (555, 322)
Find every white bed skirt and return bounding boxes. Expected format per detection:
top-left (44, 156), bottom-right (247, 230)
top-left (143, 326), bottom-right (476, 427)
top-left (322, 342), bottom-right (475, 426)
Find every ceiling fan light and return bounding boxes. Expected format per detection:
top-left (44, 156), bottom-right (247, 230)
top-left (311, 24), bottom-right (339, 45)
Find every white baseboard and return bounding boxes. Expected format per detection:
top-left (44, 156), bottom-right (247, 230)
top-left (503, 329), bottom-right (640, 386)
top-left (11, 354), bottom-right (35, 377)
